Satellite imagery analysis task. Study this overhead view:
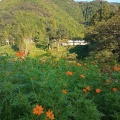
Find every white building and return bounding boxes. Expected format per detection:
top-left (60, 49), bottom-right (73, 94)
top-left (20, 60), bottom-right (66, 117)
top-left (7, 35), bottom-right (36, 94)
top-left (62, 40), bottom-right (89, 46)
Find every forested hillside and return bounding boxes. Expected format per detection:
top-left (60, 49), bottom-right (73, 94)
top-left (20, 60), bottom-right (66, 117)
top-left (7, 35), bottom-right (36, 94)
top-left (85, 9), bottom-right (120, 63)
top-left (52, 0), bottom-right (84, 22)
top-left (0, 0), bottom-right (120, 63)
top-left (0, 0), bottom-right (84, 54)
top-left (79, 0), bottom-right (119, 25)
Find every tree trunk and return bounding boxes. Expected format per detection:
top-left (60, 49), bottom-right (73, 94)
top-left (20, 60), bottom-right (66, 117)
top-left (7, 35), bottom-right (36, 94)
top-left (24, 37), bottom-right (31, 56)
top-left (57, 39), bottom-right (60, 52)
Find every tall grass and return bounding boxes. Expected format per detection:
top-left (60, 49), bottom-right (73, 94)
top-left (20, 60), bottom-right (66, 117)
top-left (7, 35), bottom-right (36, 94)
top-left (0, 54), bottom-right (120, 120)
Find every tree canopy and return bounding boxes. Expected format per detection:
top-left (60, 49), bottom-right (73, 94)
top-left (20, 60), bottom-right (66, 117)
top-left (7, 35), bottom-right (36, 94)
top-left (0, 0), bottom-right (84, 52)
top-left (85, 10), bottom-right (120, 62)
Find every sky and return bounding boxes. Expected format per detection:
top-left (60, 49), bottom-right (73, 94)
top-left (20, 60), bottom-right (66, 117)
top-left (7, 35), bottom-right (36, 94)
top-left (74, 0), bottom-right (120, 3)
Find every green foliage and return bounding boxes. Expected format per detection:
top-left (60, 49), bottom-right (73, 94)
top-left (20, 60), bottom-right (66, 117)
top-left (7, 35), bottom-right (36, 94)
top-left (90, 1), bottom-right (111, 25)
top-left (0, 55), bottom-right (120, 119)
top-left (79, 0), bottom-right (119, 25)
top-left (85, 11), bottom-right (120, 67)
top-left (69, 45), bottom-right (89, 59)
top-left (0, 45), bottom-right (15, 55)
top-left (0, 0), bottom-right (84, 49)
top-left (53, 0), bottom-right (84, 22)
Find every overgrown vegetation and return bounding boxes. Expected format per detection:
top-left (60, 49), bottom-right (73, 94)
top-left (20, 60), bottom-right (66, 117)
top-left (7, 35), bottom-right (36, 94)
top-left (85, 9), bottom-right (120, 67)
top-left (0, 54), bottom-right (120, 120)
top-left (79, 0), bottom-right (119, 25)
top-left (0, 0), bottom-right (84, 55)
top-left (0, 0), bottom-right (120, 119)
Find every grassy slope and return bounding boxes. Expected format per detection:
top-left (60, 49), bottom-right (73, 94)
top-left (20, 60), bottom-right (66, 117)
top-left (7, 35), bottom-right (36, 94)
top-left (0, 44), bottom-right (48, 58)
top-left (0, 45), bottom-right (15, 55)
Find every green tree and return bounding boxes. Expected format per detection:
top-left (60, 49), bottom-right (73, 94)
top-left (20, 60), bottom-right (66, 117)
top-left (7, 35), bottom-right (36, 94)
top-left (0, 0), bottom-right (84, 50)
top-left (85, 11), bottom-right (120, 62)
top-left (10, 12), bottom-right (46, 55)
top-left (56, 24), bottom-right (69, 52)
top-left (79, 0), bottom-right (119, 25)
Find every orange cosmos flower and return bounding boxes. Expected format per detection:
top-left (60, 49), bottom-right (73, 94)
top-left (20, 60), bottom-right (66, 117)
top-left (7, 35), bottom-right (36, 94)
top-left (66, 71), bottom-right (73, 76)
top-left (96, 88), bottom-right (101, 93)
top-left (86, 86), bottom-right (90, 91)
top-left (112, 87), bottom-right (117, 92)
top-left (114, 65), bottom-right (120, 71)
top-left (83, 88), bottom-right (87, 93)
top-left (77, 63), bottom-right (82, 66)
top-left (80, 74), bottom-right (85, 78)
top-left (46, 110), bottom-right (54, 120)
top-left (16, 51), bottom-right (25, 57)
top-left (62, 89), bottom-right (67, 94)
top-left (33, 104), bottom-right (44, 115)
